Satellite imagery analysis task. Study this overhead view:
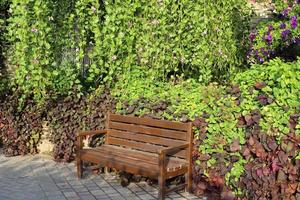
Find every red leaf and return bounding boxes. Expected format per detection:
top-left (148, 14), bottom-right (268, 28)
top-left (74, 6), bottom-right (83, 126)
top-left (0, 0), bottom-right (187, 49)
top-left (254, 82), bottom-right (267, 90)
top-left (230, 139), bottom-right (241, 152)
top-left (256, 168), bottom-right (263, 178)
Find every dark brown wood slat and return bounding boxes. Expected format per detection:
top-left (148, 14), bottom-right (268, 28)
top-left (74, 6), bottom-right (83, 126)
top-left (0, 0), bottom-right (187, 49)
top-left (106, 137), bottom-right (187, 159)
top-left (110, 114), bottom-right (188, 132)
top-left (109, 121), bottom-right (187, 141)
top-left (166, 183), bottom-right (186, 194)
top-left (107, 129), bottom-right (186, 147)
top-left (92, 147), bottom-right (158, 166)
top-left (93, 145), bottom-right (187, 167)
top-left (186, 122), bottom-right (193, 193)
top-left (100, 144), bottom-right (187, 164)
top-left (81, 149), bottom-right (157, 170)
top-left (166, 167), bottom-right (188, 179)
top-left (80, 150), bottom-right (158, 178)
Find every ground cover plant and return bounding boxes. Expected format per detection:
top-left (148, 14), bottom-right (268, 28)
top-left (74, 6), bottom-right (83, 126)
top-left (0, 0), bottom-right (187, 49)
top-left (112, 58), bottom-right (300, 199)
top-left (0, 0), bottom-right (300, 199)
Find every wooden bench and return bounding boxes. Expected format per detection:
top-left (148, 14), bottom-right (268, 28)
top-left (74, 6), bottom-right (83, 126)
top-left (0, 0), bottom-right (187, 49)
top-left (76, 113), bottom-right (193, 200)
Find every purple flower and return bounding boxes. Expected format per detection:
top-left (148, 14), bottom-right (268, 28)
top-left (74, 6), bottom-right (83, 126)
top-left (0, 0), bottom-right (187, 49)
top-left (249, 32), bottom-right (256, 42)
top-left (282, 9), bottom-right (289, 17)
top-left (295, 38), bottom-right (300, 46)
top-left (260, 47), bottom-right (269, 56)
top-left (291, 16), bottom-right (298, 29)
top-left (249, 32), bottom-right (256, 41)
top-left (281, 30), bottom-right (290, 39)
top-left (280, 23), bottom-right (286, 29)
top-left (263, 50), bottom-right (269, 56)
top-left (297, 0), bottom-right (300, 4)
top-left (268, 25), bottom-right (274, 31)
top-left (258, 57), bottom-right (264, 63)
top-left (265, 33), bottom-right (273, 44)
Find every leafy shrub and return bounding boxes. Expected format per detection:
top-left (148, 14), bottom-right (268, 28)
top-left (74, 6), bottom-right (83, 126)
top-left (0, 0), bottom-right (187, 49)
top-left (102, 0), bottom-right (251, 83)
top-left (6, 0), bottom-right (82, 105)
top-left (6, 0), bottom-right (251, 105)
top-left (234, 58), bottom-right (300, 137)
top-left (113, 58), bottom-right (300, 198)
top-left (47, 88), bottom-right (116, 162)
top-left (0, 0), bottom-right (9, 94)
top-left (0, 87), bottom-right (115, 161)
top-left (248, 1), bottom-right (300, 63)
top-left (0, 95), bottom-right (44, 156)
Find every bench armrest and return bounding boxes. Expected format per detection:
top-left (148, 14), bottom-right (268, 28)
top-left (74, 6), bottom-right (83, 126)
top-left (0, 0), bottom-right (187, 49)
top-left (76, 129), bottom-right (107, 151)
top-left (157, 143), bottom-right (190, 174)
top-left (157, 143), bottom-right (189, 155)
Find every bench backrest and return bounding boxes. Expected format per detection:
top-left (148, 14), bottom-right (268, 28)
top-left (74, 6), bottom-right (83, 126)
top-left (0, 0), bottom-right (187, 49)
top-left (105, 113), bottom-right (193, 159)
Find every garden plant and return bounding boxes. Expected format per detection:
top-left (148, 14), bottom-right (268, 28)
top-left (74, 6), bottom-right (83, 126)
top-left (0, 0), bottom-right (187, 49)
top-left (0, 0), bottom-right (300, 199)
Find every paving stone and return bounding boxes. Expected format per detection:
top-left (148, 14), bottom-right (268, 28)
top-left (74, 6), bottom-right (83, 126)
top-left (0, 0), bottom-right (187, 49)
top-left (78, 194), bottom-right (97, 200)
top-left (90, 189), bottom-right (105, 196)
top-left (74, 186), bottom-right (89, 192)
top-left (47, 195), bottom-right (67, 200)
top-left (45, 190), bottom-right (63, 196)
top-left (63, 191), bottom-right (78, 197)
top-left (0, 152), bottom-right (205, 200)
top-left (137, 193), bottom-right (156, 200)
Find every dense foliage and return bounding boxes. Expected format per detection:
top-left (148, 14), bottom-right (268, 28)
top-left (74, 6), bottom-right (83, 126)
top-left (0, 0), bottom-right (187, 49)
top-left (112, 58), bottom-right (300, 198)
top-left (248, 0), bottom-right (300, 63)
top-left (0, 95), bottom-right (44, 156)
top-left (47, 89), bottom-right (115, 162)
top-left (0, 0), bottom-right (9, 94)
top-left (1, 0), bottom-right (300, 199)
top-left (5, 0), bottom-right (251, 106)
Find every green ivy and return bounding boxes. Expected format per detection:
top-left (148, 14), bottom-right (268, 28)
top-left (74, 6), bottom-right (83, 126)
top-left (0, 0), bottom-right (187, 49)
top-left (112, 58), bottom-right (300, 194)
top-left (233, 58), bottom-right (300, 139)
top-left (5, 0), bottom-right (251, 105)
top-left (0, 0), bottom-right (9, 94)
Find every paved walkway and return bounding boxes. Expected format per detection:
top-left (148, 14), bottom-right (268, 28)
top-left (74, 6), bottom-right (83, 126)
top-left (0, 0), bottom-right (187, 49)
top-left (0, 152), bottom-right (205, 200)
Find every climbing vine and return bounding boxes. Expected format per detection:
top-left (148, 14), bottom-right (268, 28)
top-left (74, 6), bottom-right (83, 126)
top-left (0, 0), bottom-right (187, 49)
top-left (6, 0), bottom-right (251, 105)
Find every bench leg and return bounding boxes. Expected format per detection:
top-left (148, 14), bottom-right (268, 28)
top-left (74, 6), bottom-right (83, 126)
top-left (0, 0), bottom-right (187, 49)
top-left (104, 167), bottom-right (111, 174)
top-left (185, 171), bottom-right (192, 193)
top-left (76, 158), bottom-right (83, 179)
top-left (158, 176), bottom-right (166, 200)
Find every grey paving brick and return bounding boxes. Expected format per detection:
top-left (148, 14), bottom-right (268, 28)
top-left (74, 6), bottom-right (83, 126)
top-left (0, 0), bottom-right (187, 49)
top-left (63, 191), bottom-right (78, 197)
top-left (90, 189), bottom-right (105, 196)
top-left (0, 152), bottom-right (205, 200)
top-left (47, 195), bottom-right (67, 200)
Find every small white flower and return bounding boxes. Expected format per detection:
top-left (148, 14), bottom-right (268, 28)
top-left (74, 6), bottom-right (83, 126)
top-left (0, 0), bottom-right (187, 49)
top-left (31, 28), bottom-right (38, 33)
top-left (111, 55), bottom-right (117, 61)
top-left (91, 6), bottom-right (97, 13)
top-left (218, 49), bottom-right (223, 55)
top-left (151, 19), bottom-right (160, 25)
top-left (180, 57), bottom-right (185, 63)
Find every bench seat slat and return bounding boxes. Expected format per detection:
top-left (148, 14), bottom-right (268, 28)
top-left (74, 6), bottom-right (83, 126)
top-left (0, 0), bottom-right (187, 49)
top-left (110, 114), bottom-right (189, 132)
top-left (80, 150), bottom-right (158, 178)
top-left (80, 145), bottom-right (187, 178)
top-left (94, 144), bottom-right (187, 166)
top-left (106, 137), bottom-right (187, 159)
